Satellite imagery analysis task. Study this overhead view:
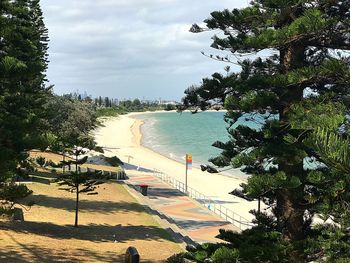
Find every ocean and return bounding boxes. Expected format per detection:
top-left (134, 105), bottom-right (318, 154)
top-left (133, 111), bottom-right (318, 175)
top-left (134, 111), bottom-right (261, 169)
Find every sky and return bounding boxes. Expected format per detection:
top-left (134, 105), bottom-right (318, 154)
top-left (41, 0), bottom-right (249, 101)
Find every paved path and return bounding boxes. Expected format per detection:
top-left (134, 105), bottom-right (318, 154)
top-left (124, 171), bottom-right (239, 244)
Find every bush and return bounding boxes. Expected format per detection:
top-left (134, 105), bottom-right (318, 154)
top-left (211, 247), bottom-right (239, 263)
top-left (35, 156), bottom-right (46, 167)
top-left (46, 160), bottom-right (59, 168)
top-left (164, 104), bottom-right (176, 111)
top-left (105, 156), bottom-right (124, 167)
top-left (96, 107), bottom-right (126, 117)
top-left (166, 253), bottom-right (185, 263)
top-left (166, 252), bottom-right (195, 263)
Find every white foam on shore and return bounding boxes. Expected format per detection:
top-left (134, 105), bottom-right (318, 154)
top-left (93, 114), bottom-right (258, 222)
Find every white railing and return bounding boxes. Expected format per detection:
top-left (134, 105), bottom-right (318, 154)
top-left (153, 170), bottom-right (254, 231)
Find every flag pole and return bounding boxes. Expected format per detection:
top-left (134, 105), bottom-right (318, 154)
top-left (185, 154), bottom-right (188, 193)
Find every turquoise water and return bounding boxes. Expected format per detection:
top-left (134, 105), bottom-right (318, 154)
top-left (134, 111), bottom-right (317, 172)
top-left (136, 111), bottom-right (227, 166)
top-left (134, 111), bottom-right (260, 167)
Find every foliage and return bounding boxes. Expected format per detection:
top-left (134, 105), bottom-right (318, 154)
top-left (0, 183), bottom-right (33, 213)
top-left (179, 0), bottom-right (350, 261)
top-left (166, 253), bottom-right (187, 263)
top-left (0, 0), bottom-right (49, 211)
top-left (35, 157), bottom-right (46, 167)
top-left (43, 95), bottom-right (97, 148)
top-left (57, 147), bottom-right (105, 227)
top-left (211, 246), bottom-right (239, 263)
top-left (164, 104), bottom-right (176, 111)
top-left (300, 128), bottom-right (350, 262)
top-left (95, 99), bottom-right (174, 117)
top-left (96, 107), bottom-right (127, 117)
top-left (104, 156), bottom-right (124, 167)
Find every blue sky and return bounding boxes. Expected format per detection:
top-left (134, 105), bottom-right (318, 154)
top-left (41, 0), bottom-right (249, 101)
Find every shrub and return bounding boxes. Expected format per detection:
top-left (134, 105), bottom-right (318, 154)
top-left (166, 253), bottom-right (185, 263)
top-left (105, 156), bottom-right (124, 167)
top-left (35, 156), bottom-right (46, 167)
top-left (211, 247), bottom-right (239, 263)
top-left (164, 104), bottom-right (176, 111)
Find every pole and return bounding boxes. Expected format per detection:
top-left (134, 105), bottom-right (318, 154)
top-left (185, 154), bottom-right (188, 194)
top-left (63, 153), bottom-right (65, 173)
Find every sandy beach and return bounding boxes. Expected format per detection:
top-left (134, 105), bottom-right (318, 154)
top-left (93, 113), bottom-right (258, 222)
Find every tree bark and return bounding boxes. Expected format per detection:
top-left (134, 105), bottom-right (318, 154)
top-left (277, 44), bottom-right (307, 245)
top-left (276, 188), bottom-right (305, 241)
top-left (74, 184), bottom-right (79, 227)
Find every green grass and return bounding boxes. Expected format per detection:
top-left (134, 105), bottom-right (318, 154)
top-left (96, 107), bottom-right (127, 117)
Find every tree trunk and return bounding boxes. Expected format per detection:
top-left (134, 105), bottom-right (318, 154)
top-left (62, 152), bottom-right (65, 173)
top-left (74, 152), bottom-right (79, 227)
top-left (281, 46), bottom-right (305, 72)
top-left (277, 45), bottom-right (306, 245)
top-left (74, 184), bottom-right (79, 227)
top-left (276, 188), bottom-right (305, 241)
top-left (75, 152), bottom-right (78, 173)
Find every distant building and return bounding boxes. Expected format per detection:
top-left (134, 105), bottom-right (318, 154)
top-left (159, 100), bottom-right (179, 105)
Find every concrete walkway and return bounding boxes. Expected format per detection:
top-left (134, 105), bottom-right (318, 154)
top-left (124, 170), bottom-right (239, 245)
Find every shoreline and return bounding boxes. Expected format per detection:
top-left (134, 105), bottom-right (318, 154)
top-left (128, 113), bottom-right (247, 182)
top-left (131, 119), bottom-right (143, 146)
top-left (93, 113), bottom-right (258, 221)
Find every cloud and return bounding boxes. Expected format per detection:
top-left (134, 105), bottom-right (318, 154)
top-left (41, 0), bottom-right (248, 100)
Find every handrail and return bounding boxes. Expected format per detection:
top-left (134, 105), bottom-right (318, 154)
top-left (152, 169), bottom-right (254, 231)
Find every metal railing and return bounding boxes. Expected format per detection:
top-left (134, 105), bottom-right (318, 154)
top-left (152, 170), bottom-right (254, 231)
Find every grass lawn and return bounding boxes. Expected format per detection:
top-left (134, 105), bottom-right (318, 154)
top-left (0, 182), bottom-right (182, 262)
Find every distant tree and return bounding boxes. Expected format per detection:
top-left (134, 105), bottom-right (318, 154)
top-left (181, 1), bottom-right (350, 262)
top-left (84, 96), bottom-right (92, 103)
top-left (122, 100), bottom-right (133, 109)
top-left (164, 104), bottom-right (175, 111)
top-left (132, 98), bottom-right (141, 109)
top-left (98, 96), bottom-right (102, 107)
top-left (44, 95), bottom-right (97, 149)
top-left (58, 147), bottom-right (104, 227)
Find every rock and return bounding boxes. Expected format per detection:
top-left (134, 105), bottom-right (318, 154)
top-left (13, 208), bottom-right (24, 221)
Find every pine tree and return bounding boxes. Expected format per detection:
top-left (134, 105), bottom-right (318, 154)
top-left (0, 0), bottom-right (49, 211)
top-left (182, 1), bottom-right (350, 261)
top-left (58, 147), bottom-right (104, 227)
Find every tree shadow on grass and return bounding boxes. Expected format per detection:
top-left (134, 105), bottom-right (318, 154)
top-left (0, 221), bottom-right (176, 244)
top-left (0, 232), bottom-right (122, 262)
top-left (21, 194), bottom-right (146, 215)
